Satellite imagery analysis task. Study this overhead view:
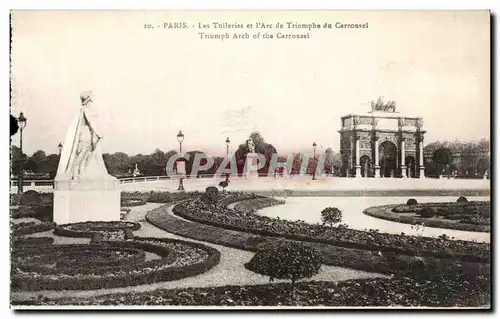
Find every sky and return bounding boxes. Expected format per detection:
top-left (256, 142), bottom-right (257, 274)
top-left (10, 10), bottom-right (490, 157)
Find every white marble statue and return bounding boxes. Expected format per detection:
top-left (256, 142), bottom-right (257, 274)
top-left (55, 91), bottom-right (115, 181)
top-left (247, 138), bottom-right (256, 153)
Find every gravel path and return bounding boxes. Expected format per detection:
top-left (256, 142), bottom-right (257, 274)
top-left (11, 203), bottom-right (386, 302)
top-left (11, 217), bottom-right (40, 225)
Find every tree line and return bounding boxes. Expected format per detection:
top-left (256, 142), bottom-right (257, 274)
top-left (10, 132), bottom-right (344, 179)
top-left (11, 135), bottom-right (489, 179)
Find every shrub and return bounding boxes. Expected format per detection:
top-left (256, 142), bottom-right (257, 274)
top-left (406, 198), bottom-right (418, 206)
top-left (19, 190), bottom-right (42, 206)
top-left (457, 196), bottom-right (468, 204)
top-left (417, 207), bottom-right (435, 218)
top-left (245, 242), bottom-right (322, 300)
top-left (91, 232), bottom-right (104, 242)
top-left (201, 187), bottom-right (219, 206)
top-left (321, 207), bottom-right (342, 227)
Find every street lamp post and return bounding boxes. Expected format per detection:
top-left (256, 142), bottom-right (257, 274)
top-left (17, 112), bottom-right (27, 194)
top-left (177, 130), bottom-right (185, 191)
top-left (58, 142), bottom-right (63, 156)
top-left (312, 142), bottom-right (317, 180)
top-left (225, 137), bottom-right (230, 182)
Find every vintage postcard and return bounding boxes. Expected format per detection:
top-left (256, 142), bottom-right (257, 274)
top-left (9, 10), bottom-right (490, 309)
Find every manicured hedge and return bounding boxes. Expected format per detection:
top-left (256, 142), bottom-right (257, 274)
top-left (11, 221), bottom-right (56, 236)
top-left (172, 198), bottom-right (489, 263)
top-left (11, 205), bottom-right (53, 222)
top-left (11, 237), bottom-right (221, 291)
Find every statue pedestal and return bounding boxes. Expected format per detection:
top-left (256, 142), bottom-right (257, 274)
top-left (53, 179), bottom-right (120, 224)
top-left (401, 166), bottom-right (407, 178)
top-left (355, 165), bottom-right (362, 178)
top-left (245, 153), bottom-right (260, 179)
top-left (419, 166), bottom-right (426, 179)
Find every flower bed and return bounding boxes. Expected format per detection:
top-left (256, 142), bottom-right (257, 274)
top-left (392, 201), bottom-right (490, 219)
top-left (11, 206), bottom-right (53, 222)
top-left (173, 196), bottom-right (489, 262)
top-left (121, 191), bottom-right (200, 204)
top-left (12, 237), bottom-right (54, 246)
top-left (14, 244), bottom-right (147, 271)
top-left (365, 204), bottom-right (490, 233)
top-left (11, 221), bottom-right (56, 236)
top-left (121, 199), bottom-right (147, 207)
top-left (233, 197), bottom-right (286, 214)
top-left (11, 237), bottom-right (221, 291)
top-left (15, 275), bottom-right (490, 307)
top-left (54, 221), bottom-right (141, 239)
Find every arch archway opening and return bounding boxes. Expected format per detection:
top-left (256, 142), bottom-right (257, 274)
top-left (405, 155), bottom-right (416, 178)
top-left (379, 141), bottom-right (397, 178)
top-left (360, 155), bottom-right (371, 178)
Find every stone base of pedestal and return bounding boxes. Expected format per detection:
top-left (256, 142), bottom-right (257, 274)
top-left (245, 153), bottom-right (260, 179)
top-left (419, 167), bottom-right (426, 179)
top-left (374, 166), bottom-right (381, 178)
top-left (355, 165), bottom-right (362, 178)
top-left (401, 166), bottom-right (407, 178)
top-left (53, 179), bottom-right (121, 224)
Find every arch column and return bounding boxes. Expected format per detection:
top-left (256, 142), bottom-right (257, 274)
top-left (374, 137), bottom-right (380, 178)
top-left (355, 136), bottom-right (361, 178)
top-left (400, 137), bottom-right (407, 178)
top-left (419, 139), bottom-right (425, 179)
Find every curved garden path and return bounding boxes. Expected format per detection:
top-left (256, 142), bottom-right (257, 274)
top-left (257, 196), bottom-right (490, 243)
top-left (11, 202), bottom-right (385, 302)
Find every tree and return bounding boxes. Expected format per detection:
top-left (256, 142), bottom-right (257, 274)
top-left (291, 153), bottom-right (303, 175)
top-left (44, 154), bottom-right (61, 179)
top-left (150, 149), bottom-right (168, 176)
top-left (31, 150), bottom-right (47, 164)
top-left (11, 145), bottom-right (26, 177)
top-left (324, 148), bottom-right (335, 174)
top-left (184, 150), bottom-right (210, 176)
top-left (218, 180), bottom-right (229, 193)
top-left (246, 242), bottom-right (322, 301)
top-left (321, 207), bottom-right (342, 227)
top-left (432, 148), bottom-right (453, 175)
top-left (103, 152), bottom-right (131, 176)
top-left (29, 150), bottom-right (47, 174)
top-left (24, 158), bottom-right (38, 174)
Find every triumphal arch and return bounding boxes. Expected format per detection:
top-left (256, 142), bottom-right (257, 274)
top-left (339, 99), bottom-right (426, 178)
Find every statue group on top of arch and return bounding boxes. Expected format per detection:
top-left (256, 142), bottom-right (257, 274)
top-left (370, 97), bottom-right (396, 113)
top-left (247, 138), bottom-right (256, 153)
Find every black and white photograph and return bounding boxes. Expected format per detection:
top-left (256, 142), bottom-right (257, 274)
top-left (8, 10), bottom-right (491, 309)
